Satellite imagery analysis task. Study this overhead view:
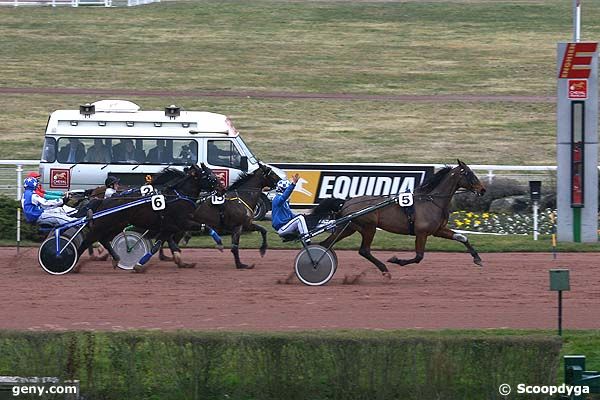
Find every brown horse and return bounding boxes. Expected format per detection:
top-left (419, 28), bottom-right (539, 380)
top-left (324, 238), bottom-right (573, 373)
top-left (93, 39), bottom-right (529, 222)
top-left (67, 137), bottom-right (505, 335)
top-left (316, 160), bottom-right (486, 280)
top-left (161, 162), bottom-right (281, 269)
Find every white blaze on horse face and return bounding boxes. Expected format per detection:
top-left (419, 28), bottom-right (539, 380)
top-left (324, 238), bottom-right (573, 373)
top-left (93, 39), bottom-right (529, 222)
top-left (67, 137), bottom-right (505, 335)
top-left (452, 233), bottom-right (468, 243)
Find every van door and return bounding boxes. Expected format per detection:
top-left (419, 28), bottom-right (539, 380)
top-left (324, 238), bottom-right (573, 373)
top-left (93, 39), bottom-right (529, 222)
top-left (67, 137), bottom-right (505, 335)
top-left (203, 139), bottom-right (248, 188)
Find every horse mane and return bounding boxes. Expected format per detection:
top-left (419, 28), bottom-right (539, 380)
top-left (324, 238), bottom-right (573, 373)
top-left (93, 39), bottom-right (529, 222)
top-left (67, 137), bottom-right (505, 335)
top-left (152, 167), bottom-right (185, 186)
top-left (227, 172), bottom-right (253, 191)
top-left (415, 166), bottom-right (452, 194)
top-left (310, 198), bottom-right (346, 217)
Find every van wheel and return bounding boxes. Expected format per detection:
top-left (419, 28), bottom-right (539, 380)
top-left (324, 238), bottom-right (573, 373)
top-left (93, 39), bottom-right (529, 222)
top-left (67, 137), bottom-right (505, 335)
top-left (254, 195), bottom-right (269, 220)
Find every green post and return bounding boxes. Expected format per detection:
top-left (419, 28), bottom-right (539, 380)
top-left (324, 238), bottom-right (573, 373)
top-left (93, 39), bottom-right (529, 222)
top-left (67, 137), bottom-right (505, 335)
top-left (573, 208), bottom-right (581, 242)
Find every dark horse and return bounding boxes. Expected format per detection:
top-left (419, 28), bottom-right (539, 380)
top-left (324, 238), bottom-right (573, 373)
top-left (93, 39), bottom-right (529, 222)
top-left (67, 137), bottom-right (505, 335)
top-left (314, 160), bottom-right (486, 281)
top-left (76, 163), bottom-right (220, 272)
top-left (160, 162), bottom-right (281, 269)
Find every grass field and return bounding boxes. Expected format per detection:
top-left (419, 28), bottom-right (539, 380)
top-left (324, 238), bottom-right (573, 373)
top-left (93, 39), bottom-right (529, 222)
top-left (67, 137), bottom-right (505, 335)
top-left (5, 221), bottom-right (600, 252)
top-left (0, 0), bottom-right (593, 164)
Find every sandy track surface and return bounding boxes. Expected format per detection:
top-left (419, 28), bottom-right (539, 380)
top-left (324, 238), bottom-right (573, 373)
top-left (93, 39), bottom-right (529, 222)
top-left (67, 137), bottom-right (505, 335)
top-left (1, 247), bottom-right (598, 331)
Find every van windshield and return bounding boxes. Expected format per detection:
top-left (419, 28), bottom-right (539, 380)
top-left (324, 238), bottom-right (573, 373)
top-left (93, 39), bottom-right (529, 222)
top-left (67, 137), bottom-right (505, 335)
top-left (41, 137), bottom-right (56, 163)
top-left (53, 137), bottom-right (198, 165)
top-left (234, 136), bottom-right (257, 164)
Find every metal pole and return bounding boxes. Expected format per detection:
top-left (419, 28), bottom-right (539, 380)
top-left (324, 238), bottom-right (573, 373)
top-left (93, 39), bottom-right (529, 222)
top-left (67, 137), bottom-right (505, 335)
top-left (533, 200), bottom-right (539, 240)
top-left (573, 0), bottom-right (581, 42)
top-left (558, 290), bottom-right (563, 336)
top-left (16, 164), bottom-right (23, 254)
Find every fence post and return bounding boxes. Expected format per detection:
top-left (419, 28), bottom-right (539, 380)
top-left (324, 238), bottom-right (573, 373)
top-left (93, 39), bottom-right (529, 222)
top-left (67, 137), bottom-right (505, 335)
top-left (16, 164), bottom-right (23, 254)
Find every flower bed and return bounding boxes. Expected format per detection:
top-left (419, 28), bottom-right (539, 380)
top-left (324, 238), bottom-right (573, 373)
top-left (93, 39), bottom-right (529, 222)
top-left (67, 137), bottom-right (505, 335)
top-left (448, 209), bottom-right (556, 235)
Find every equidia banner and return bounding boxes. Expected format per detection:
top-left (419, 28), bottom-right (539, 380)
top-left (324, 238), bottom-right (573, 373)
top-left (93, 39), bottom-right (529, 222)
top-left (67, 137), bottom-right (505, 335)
top-left (271, 163), bottom-right (434, 206)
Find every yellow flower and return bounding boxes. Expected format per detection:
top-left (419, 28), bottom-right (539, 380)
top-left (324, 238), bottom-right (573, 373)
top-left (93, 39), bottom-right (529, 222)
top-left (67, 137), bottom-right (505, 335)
top-left (466, 212), bottom-right (473, 218)
top-left (474, 220), bottom-right (481, 226)
top-left (464, 219), bottom-right (471, 224)
top-left (482, 213), bottom-right (490, 219)
top-left (456, 221), bottom-right (464, 226)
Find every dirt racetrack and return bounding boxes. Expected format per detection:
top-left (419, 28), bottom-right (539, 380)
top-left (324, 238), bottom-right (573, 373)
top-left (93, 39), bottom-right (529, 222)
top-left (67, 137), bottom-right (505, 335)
top-left (1, 247), bottom-right (598, 331)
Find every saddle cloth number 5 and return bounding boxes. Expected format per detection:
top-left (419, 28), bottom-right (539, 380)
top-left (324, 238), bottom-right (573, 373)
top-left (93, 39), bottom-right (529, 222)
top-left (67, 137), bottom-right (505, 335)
top-left (151, 194), bottom-right (166, 211)
top-left (397, 193), bottom-right (414, 207)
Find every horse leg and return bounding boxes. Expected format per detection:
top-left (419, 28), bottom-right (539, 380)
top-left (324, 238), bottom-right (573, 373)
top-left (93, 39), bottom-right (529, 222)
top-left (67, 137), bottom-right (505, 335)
top-left (159, 244), bottom-right (173, 262)
top-left (133, 239), bottom-right (163, 273)
top-left (433, 227), bottom-right (483, 267)
top-left (249, 223), bottom-right (268, 257)
top-left (319, 223), bottom-right (357, 248)
top-left (231, 225), bottom-right (253, 269)
top-left (169, 236), bottom-right (196, 269)
top-left (388, 234), bottom-right (428, 266)
top-left (347, 224), bottom-right (390, 282)
top-left (99, 238), bottom-right (121, 269)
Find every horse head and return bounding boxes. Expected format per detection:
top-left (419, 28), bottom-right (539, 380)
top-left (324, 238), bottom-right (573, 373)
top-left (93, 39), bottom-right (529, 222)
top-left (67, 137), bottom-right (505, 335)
top-left (257, 161), bottom-right (282, 190)
top-left (455, 159), bottom-right (486, 196)
top-left (183, 163), bottom-right (220, 193)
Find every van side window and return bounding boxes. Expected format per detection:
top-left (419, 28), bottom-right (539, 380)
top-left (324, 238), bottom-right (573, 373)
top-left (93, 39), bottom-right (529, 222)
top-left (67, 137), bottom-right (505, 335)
top-left (85, 138), bottom-right (112, 163)
top-left (174, 140), bottom-right (198, 165)
top-left (207, 140), bottom-right (241, 169)
top-left (57, 138), bottom-right (86, 164)
top-left (41, 137), bottom-right (56, 163)
top-left (113, 139), bottom-right (146, 163)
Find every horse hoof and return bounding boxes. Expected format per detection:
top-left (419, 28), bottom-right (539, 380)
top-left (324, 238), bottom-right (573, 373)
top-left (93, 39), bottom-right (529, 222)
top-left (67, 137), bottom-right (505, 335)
top-left (177, 262), bottom-right (196, 269)
top-left (382, 271), bottom-right (392, 280)
top-left (216, 245), bottom-right (224, 253)
top-left (133, 264), bottom-right (147, 273)
top-left (159, 255), bottom-right (173, 262)
top-left (237, 264), bottom-right (254, 270)
top-left (112, 259), bottom-right (119, 269)
top-left (72, 264), bottom-right (81, 274)
top-left (474, 259), bottom-right (483, 267)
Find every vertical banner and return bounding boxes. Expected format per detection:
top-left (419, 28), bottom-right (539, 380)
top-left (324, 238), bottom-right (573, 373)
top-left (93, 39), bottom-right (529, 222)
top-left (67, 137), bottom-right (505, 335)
top-left (556, 42), bottom-right (598, 242)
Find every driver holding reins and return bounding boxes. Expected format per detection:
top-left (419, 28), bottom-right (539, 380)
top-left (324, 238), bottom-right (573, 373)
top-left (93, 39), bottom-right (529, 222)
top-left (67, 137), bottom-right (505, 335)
top-left (21, 176), bottom-right (79, 226)
top-left (271, 173), bottom-right (310, 241)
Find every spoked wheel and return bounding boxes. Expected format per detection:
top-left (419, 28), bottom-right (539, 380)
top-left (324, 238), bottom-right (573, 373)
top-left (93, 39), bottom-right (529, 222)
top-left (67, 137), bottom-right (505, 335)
top-left (110, 231), bottom-right (151, 270)
top-left (294, 245), bottom-right (338, 286)
top-left (38, 235), bottom-right (80, 275)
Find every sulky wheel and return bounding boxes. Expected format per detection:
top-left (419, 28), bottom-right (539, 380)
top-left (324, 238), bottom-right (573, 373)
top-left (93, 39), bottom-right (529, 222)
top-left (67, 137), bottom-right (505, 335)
top-left (38, 235), bottom-right (80, 275)
top-left (294, 245), bottom-right (338, 286)
top-left (110, 231), bottom-right (151, 270)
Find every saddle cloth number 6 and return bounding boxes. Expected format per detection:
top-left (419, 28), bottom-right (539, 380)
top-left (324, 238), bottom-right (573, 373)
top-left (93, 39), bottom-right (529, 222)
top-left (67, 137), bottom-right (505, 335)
top-left (151, 194), bottom-right (166, 211)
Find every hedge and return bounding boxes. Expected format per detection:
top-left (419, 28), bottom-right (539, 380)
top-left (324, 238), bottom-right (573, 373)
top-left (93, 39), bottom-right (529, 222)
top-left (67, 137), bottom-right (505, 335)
top-left (0, 330), bottom-right (562, 400)
top-left (0, 196), bottom-right (38, 242)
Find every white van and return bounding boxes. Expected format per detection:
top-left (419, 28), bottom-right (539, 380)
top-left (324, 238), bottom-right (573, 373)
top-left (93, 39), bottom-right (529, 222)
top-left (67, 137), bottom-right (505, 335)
top-left (38, 100), bottom-right (284, 218)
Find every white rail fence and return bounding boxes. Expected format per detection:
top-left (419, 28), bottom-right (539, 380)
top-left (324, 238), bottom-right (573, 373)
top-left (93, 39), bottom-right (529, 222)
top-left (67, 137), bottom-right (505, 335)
top-left (0, 160), bottom-right (562, 201)
top-left (0, 0), bottom-right (159, 6)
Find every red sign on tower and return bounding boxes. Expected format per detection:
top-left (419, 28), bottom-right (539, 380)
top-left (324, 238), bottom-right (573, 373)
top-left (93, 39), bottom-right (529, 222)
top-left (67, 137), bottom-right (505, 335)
top-left (568, 79), bottom-right (588, 99)
top-left (559, 42), bottom-right (598, 79)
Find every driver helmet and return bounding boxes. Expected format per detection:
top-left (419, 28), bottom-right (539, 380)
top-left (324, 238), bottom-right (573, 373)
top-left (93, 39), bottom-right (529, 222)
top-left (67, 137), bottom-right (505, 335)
top-left (105, 175), bottom-right (120, 188)
top-left (276, 179), bottom-right (291, 193)
top-left (24, 177), bottom-right (39, 190)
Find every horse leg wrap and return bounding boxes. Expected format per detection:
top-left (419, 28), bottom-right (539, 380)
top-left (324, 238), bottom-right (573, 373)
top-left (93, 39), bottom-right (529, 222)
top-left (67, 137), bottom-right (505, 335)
top-left (207, 227), bottom-right (223, 246)
top-left (452, 233), bottom-right (468, 243)
top-left (138, 252), bottom-right (153, 266)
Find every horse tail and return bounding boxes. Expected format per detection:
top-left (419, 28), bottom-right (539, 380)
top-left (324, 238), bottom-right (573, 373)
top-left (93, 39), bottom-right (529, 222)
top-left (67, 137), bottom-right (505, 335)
top-left (310, 198), bottom-right (346, 218)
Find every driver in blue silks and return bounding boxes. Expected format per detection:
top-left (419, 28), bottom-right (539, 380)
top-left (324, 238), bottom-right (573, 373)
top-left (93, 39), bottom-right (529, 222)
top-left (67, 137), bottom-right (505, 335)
top-left (271, 173), bottom-right (310, 240)
top-left (21, 176), bottom-right (78, 226)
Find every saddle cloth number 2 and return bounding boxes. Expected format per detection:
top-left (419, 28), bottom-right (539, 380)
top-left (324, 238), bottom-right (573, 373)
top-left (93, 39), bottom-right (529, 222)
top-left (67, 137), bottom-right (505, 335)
top-left (151, 194), bottom-right (166, 211)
